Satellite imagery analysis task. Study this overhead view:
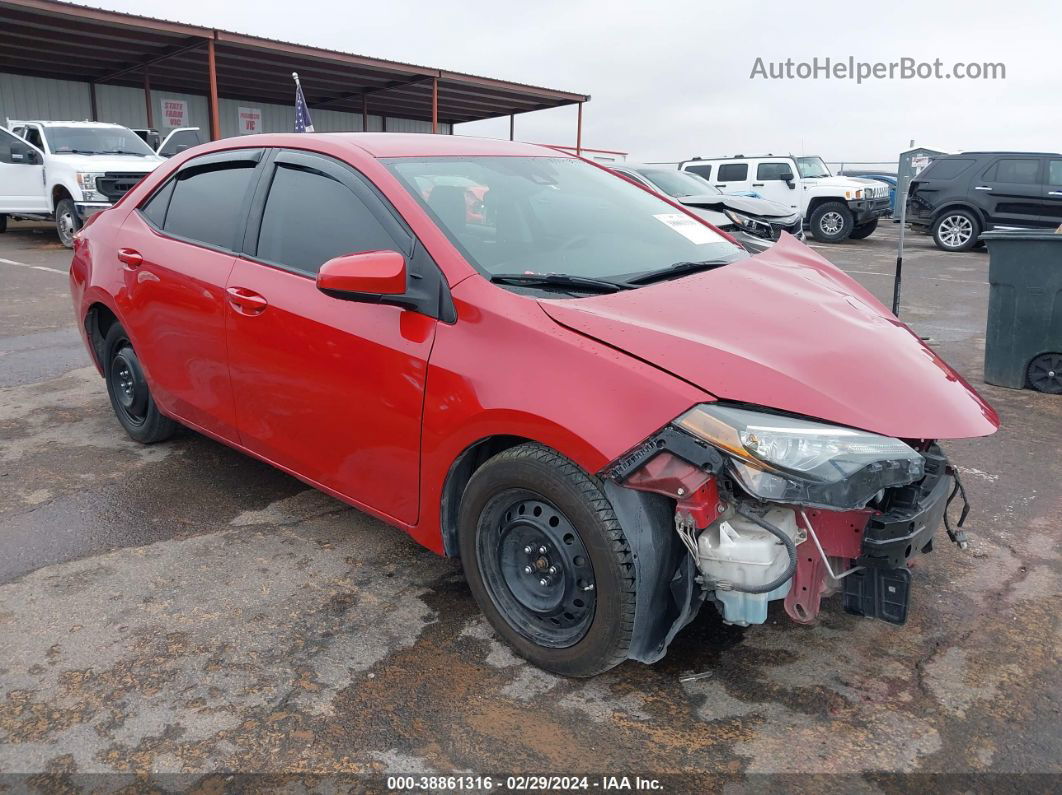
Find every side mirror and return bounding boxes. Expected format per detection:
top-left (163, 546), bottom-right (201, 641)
top-left (316, 250), bottom-right (407, 299)
top-left (780, 170), bottom-right (796, 187)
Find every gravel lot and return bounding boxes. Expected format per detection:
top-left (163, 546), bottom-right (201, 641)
top-left (1, 219), bottom-right (1059, 790)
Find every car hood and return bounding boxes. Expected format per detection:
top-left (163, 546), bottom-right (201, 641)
top-left (802, 175), bottom-right (877, 190)
top-left (677, 193), bottom-right (795, 219)
top-left (50, 153), bottom-right (163, 172)
top-left (538, 234), bottom-right (998, 440)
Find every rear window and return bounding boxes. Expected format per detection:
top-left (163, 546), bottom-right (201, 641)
top-left (919, 158), bottom-right (974, 180)
top-left (162, 162), bottom-right (257, 250)
top-left (717, 163), bottom-right (748, 182)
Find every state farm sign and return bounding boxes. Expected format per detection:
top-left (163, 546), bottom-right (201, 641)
top-left (161, 99), bottom-right (188, 128)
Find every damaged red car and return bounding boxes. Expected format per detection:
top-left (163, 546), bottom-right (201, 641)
top-left (69, 134), bottom-right (999, 677)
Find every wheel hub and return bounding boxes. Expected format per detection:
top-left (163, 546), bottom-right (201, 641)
top-left (820, 211), bottom-right (844, 235)
top-left (1028, 353), bottom-right (1062, 394)
top-left (109, 345), bottom-right (149, 423)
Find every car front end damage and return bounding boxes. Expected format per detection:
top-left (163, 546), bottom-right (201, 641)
top-left (601, 404), bottom-right (972, 661)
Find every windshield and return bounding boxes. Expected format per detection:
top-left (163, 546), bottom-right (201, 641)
top-left (42, 126), bottom-right (156, 156)
top-left (795, 157), bottom-right (832, 178)
top-left (636, 168), bottom-right (722, 197)
top-left (386, 156), bottom-right (743, 284)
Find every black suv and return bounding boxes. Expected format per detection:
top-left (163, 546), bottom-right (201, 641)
top-left (907, 152), bottom-right (1062, 251)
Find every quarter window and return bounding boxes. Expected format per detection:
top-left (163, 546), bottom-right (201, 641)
top-left (256, 163), bottom-right (400, 274)
top-left (717, 163), bottom-right (748, 182)
top-left (1047, 160), bottom-right (1062, 186)
top-left (161, 162), bottom-right (258, 250)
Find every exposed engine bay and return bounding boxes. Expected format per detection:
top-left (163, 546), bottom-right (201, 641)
top-left (605, 404), bottom-right (971, 650)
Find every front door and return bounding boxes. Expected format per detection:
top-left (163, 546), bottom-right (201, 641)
top-left (750, 160), bottom-right (800, 210)
top-left (974, 156), bottom-right (1046, 228)
top-left (0, 128), bottom-right (47, 213)
top-left (226, 150), bottom-right (436, 524)
top-left (117, 150), bottom-right (263, 440)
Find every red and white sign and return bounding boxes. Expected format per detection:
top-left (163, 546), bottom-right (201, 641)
top-left (161, 98), bottom-right (188, 128)
top-left (238, 106), bottom-right (262, 135)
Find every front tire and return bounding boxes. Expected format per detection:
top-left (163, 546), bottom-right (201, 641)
top-left (809, 202), bottom-right (854, 242)
top-left (849, 219), bottom-right (879, 240)
top-left (103, 322), bottom-right (177, 444)
top-left (458, 444), bottom-right (636, 677)
top-left (55, 197), bottom-right (80, 248)
top-left (932, 209), bottom-right (980, 251)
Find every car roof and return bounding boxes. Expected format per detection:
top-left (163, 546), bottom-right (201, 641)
top-left (237, 133), bottom-right (567, 159)
top-left (955, 151), bottom-right (1061, 157)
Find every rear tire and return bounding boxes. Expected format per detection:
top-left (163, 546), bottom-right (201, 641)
top-left (849, 219), bottom-right (878, 240)
top-left (932, 209), bottom-right (980, 252)
top-left (103, 323), bottom-right (177, 444)
top-left (809, 202), bottom-right (854, 242)
top-left (55, 197), bottom-right (80, 249)
top-left (458, 443), bottom-right (636, 677)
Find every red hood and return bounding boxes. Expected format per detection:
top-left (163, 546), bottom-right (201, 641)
top-left (539, 235), bottom-right (998, 440)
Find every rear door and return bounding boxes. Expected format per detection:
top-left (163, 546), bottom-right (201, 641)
top-left (226, 149), bottom-right (437, 524)
top-left (0, 127), bottom-right (48, 213)
top-left (118, 149), bottom-right (263, 440)
top-left (973, 157), bottom-right (1046, 228)
top-left (1042, 158), bottom-right (1062, 225)
top-left (712, 161), bottom-right (752, 193)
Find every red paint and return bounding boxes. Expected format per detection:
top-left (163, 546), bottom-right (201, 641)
top-left (69, 133), bottom-right (999, 558)
top-left (316, 250), bottom-right (406, 295)
top-left (784, 509), bottom-right (872, 623)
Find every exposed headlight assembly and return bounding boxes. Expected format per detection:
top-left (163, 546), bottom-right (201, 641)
top-left (76, 172), bottom-right (107, 202)
top-left (675, 404), bottom-right (925, 509)
top-left (723, 209), bottom-right (772, 239)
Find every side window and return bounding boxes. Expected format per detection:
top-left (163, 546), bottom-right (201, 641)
top-left (717, 163), bottom-right (748, 182)
top-left (986, 158), bottom-right (1040, 184)
top-left (0, 129), bottom-right (36, 164)
top-left (684, 164), bottom-right (711, 180)
top-left (256, 163), bottom-right (402, 274)
top-left (159, 129), bottom-right (204, 158)
top-left (756, 162), bottom-right (792, 180)
top-left (163, 161), bottom-right (258, 250)
top-left (23, 127), bottom-right (45, 151)
top-left (1048, 160), bottom-right (1062, 186)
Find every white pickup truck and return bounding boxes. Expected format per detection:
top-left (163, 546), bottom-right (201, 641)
top-left (680, 154), bottom-right (891, 242)
top-left (0, 121), bottom-right (189, 247)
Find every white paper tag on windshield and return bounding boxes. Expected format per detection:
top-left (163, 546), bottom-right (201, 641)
top-left (653, 213), bottom-right (718, 245)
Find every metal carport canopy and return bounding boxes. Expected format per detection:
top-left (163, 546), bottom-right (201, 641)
top-left (0, 0), bottom-right (589, 141)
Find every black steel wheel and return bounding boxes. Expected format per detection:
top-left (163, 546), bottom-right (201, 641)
top-left (1027, 352), bottom-right (1062, 394)
top-left (102, 322), bottom-right (177, 443)
top-left (476, 491), bottom-right (597, 647)
top-left (458, 443), bottom-right (636, 677)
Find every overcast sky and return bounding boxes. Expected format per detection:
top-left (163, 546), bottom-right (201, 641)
top-left (80, 0), bottom-right (1058, 164)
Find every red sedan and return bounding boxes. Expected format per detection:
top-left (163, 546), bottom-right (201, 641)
top-left (70, 134), bottom-right (998, 676)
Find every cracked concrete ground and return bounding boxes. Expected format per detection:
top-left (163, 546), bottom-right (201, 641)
top-left (0, 221), bottom-right (1059, 789)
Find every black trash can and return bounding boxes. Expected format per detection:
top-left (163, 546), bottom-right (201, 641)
top-left (982, 230), bottom-right (1062, 393)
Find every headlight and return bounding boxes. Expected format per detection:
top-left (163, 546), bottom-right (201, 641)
top-left (724, 209), bottom-right (771, 239)
top-left (675, 404), bottom-right (925, 509)
top-left (76, 172), bottom-right (107, 202)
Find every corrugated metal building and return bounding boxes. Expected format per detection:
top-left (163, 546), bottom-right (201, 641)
top-left (0, 0), bottom-right (588, 143)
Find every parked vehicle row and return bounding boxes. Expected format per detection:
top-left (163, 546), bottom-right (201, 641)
top-left (0, 121), bottom-right (201, 246)
top-left (69, 133), bottom-right (998, 677)
top-left (907, 151), bottom-right (1062, 251)
top-left (680, 154), bottom-right (891, 243)
top-left (609, 164), bottom-right (802, 253)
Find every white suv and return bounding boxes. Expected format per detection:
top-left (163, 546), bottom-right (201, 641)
top-left (680, 155), bottom-right (891, 243)
top-left (1, 121), bottom-right (165, 247)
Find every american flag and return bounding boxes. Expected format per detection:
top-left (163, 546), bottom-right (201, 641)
top-left (294, 76), bottom-right (315, 133)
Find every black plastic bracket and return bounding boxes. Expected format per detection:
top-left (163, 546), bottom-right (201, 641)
top-left (605, 426), bottom-right (725, 483)
top-left (843, 567), bottom-right (912, 625)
